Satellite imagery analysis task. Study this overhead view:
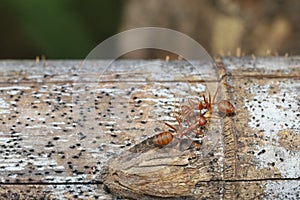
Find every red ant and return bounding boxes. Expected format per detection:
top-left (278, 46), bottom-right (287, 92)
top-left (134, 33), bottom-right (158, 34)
top-left (154, 110), bottom-right (207, 146)
top-left (180, 82), bottom-right (235, 122)
top-left (154, 82), bottom-right (235, 146)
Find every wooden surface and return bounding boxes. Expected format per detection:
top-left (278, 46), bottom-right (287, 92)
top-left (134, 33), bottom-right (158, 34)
top-left (0, 57), bottom-right (299, 199)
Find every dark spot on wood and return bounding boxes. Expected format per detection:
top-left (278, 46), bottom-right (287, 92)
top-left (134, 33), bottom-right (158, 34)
top-left (110, 134), bottom-right (117, 138)
top-left (257, 149), bottom-right (266, 156)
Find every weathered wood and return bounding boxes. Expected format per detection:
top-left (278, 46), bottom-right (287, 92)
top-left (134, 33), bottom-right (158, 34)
top-left (0, 57), bottom-right (299, 199)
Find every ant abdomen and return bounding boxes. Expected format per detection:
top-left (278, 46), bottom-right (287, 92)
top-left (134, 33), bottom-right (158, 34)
top-left (217, 100), bottom-right (235, 114)
top-left (153, 131), bottom-right (174, 145)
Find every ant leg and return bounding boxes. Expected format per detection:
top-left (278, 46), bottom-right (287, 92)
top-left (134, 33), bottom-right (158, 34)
top-left (212, 83), bottom-right (222, 105)
top-left (175, 115), bottom-right (196, 138)
top-left (212, 75), bottom-right (234, 104)
top-left (175, 115), bottom-right (183, 130)
top-left (202, 94), bottom-right (207, 106)
top-left (180, 105), bottom-right (192, 120)
top-left (182, 106), bottom-right (195, 127)
top-left (164, 122), bottom-right (177, 133)
top-left (185, 134), bottom-right (201, 148)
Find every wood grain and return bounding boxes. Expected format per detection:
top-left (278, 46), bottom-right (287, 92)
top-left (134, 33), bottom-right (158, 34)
top-left (0, 58), bottom-right (299, 199)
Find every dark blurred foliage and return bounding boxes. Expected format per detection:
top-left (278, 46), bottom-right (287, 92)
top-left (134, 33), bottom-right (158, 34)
top-left (0, 0), bottom-right (122, 59)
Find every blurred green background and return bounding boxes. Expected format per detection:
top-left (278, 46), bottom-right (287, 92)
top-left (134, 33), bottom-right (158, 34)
top-left (0, 0), bottom-right (122, 59)
top-left (0, 0), bottom-right (299, 59)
